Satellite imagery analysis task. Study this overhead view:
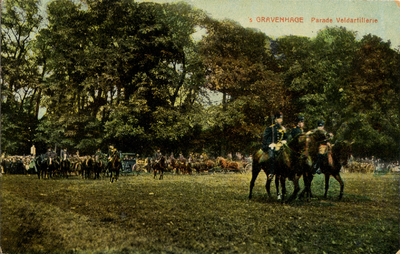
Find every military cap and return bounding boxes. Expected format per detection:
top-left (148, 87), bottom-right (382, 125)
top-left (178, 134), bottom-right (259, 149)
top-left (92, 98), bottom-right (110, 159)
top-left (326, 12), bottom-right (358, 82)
top-left (297, 116), bottom-right (305, 123)
top-left (317, 120), bottom-right (325, 127)
top-left (274, 111), bottom-right (283, 119)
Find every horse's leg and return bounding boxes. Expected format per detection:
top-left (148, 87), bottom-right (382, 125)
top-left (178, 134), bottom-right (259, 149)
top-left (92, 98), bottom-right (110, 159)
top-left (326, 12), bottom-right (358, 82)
top-left (275, 175), bottom-right (281, 200)
top-left (301, 172), bottom-right (313, 199)
top-left (332, 173), bottom-right (344, 199)
top-left (266, 173), bottom-right (273, 198)
top-left (324, 173), bottom-right (331, 198)
top-left (299, 173), bottom-right (308, 199)
top-left (279, 176), bottom-right (286, 202)
top-left (249, 166), bottom-right (261, 199)
top-left (308, 173), bottom-right (314, 198)
top-left (288, 174), bottom-right (300, 202)
top-left (159, 169), bottom-right (163, 180)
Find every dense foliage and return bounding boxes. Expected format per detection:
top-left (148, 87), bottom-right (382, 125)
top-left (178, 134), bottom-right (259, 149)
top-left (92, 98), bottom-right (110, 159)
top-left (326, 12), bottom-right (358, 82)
top-left (1, 0), bottom-right (399, 160)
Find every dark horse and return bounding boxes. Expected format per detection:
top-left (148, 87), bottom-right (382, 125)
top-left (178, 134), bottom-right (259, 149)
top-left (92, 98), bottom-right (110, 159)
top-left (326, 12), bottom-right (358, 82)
top-left (33, 155), bottom-right (46, 179)
top-left (36, 155), bottom-right (60, 179)
top-left (248, 145), bottom-right (292, 201)
top-left (108, 154), bottom-right (122, 183)
top-left (60, 159), bottom-right (70, 178)
top-left (302, 139), bottom-right (353, 199)
top-left (249, 130), bottom-right (325, 202)
top-left (153, 156), bottom-right (166, 180)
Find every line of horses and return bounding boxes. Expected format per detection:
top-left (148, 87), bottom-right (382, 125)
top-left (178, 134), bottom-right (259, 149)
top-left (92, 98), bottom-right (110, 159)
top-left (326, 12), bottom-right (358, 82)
top-left (150, 156), bottom-right (247, 179)
top-left (24, 152), bottom-right (248, 182)
top-left (32, 153), bottom-right (122, 183)
top-left (249, 129), bottom-right (353, 202)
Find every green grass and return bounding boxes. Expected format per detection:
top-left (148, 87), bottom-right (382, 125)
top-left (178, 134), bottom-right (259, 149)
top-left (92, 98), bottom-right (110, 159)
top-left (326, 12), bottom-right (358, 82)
top-left (1, 172), bottom-right (399, 254)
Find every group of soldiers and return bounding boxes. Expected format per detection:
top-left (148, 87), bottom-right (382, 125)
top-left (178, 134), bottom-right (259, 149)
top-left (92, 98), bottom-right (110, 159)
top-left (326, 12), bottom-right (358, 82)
top-left (261, 111), bottom-right (333, 179)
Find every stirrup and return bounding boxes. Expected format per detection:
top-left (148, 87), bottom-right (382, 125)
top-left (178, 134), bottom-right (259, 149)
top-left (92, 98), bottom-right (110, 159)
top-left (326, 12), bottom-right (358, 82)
top-left (268, 174), bottom-right (274, 179)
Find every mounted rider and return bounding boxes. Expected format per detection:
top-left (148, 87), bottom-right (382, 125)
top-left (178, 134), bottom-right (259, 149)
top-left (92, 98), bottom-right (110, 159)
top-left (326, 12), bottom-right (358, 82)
top-left (107, 145), bottom-right (120, 164)
top-left (261, 111), bottom-right (288, 179)
top-left (154, 149), bottom-right (162, 163)
top-left (94, 148), bottom-right (107, 164)
top-left (60, 147), bottom-right (70, 161)
top-left (291, 115), bottom-right (305, 138)
top-left (313, 120), bottom-right (334, 174)
top-left (46, 147), bottom-right (57, 158)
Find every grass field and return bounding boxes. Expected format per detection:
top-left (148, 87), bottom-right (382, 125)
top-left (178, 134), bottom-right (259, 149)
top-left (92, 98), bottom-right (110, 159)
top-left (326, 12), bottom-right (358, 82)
top-left (1, 171), bottom-right (399, 254)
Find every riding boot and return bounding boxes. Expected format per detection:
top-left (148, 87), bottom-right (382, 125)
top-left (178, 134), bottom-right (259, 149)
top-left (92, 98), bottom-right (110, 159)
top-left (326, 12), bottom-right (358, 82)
top-left (268, 149), bottom-right (275, 179)
top-left (313, 154), bottom-right (322, 174)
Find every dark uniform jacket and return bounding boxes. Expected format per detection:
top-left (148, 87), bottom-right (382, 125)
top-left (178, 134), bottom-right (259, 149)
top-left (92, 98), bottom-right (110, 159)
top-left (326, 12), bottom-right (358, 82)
top-left (262, 123), bottom-right (288, 152)
top-left (312, 128), bottom-right (332, 145)
top-left (291, 126), bottom-right (304, 138)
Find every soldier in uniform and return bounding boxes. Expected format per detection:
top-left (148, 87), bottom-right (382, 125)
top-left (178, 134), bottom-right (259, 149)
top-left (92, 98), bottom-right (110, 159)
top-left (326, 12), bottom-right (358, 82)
top-left (262, 111), bottom-right (288, 179)
top-left (313, 120), bottom-right (334, 174)
top-left (291, 116), bottom-right (305, 138)
top-left (108, 145), bottom-right (118, 158)
top-left (60, 148), bottom-right (70, 161)
top-left (154, 149), bottom-right (162, 163)
top-left (46, 147), bottom-right (57, 160)
top-left (178, 153), bottom-right (186, 163)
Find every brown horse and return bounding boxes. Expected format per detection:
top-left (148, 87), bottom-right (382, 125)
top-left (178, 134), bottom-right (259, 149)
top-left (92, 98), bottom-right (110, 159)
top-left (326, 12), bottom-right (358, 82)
top-left (108, 154), bottom-right (122, 183)
top-left (153, 156), bottom-right (167, 180)
top-left (216, 157), bottom-right (241, 173)
top-left (302, 140), bottom-right (353, 199)
top-left (248, 146), bottom-right (292, 201)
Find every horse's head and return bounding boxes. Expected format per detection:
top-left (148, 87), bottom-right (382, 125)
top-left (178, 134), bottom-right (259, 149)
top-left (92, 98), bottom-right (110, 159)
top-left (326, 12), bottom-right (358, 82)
top-left (332, 140), bottom-right (353, 166)
top-left (304, 129), bottom-right (329, 157)
top-left (288, 133), bottom-right (308, 154)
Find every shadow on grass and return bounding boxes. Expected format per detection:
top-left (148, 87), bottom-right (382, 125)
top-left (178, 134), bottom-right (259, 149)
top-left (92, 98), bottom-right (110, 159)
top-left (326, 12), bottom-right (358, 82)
top-left (244, 192), bottom-right (372, 207)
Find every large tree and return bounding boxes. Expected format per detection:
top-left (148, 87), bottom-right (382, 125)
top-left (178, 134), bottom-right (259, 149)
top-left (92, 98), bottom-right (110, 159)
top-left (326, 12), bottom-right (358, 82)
top-left (1, 0), bottom-right (43, 155)
top-left (34, 0), bottom-right (208, 155)
top-left (198, 19), bottom-right (284, 154)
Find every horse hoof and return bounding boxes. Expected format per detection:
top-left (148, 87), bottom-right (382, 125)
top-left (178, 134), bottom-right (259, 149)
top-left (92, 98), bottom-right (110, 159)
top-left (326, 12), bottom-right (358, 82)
top-left (277, 194), bottom-right (282, 201)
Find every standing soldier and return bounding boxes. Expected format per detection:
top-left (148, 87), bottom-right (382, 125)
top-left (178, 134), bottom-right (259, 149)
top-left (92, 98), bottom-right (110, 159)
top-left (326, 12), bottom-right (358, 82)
top-left (291, 116), bottom-right (305, 138)
top-left (262, 111), bottom-right (288, 179)
top-left (30, 145), bottom-right (36, 157)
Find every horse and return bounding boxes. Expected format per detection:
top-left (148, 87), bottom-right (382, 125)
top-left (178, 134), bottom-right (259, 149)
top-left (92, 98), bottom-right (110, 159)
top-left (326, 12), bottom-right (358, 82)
top-left (81, 156), bottom-right (94, 179)
top-left (303, 140), bottom-right (353, 199)
top-left (216, 157), bottom-right (241, 173)
top-left (33, 155), bottom-right (47, 179)
top-left (248, 144), bottom-right (292, 201)
top-left (41, 156), bottom-right (60, 179)
top-left (170, 158), bottom-right (191, 174)
top-left (152, 156), bottom-right (166, 180)
top-left (93, 154), bottom-right (107, 179)
top-left (108, 154), bottom-right (122, 183)
top-left (60, 159), bottom-right (70, 178)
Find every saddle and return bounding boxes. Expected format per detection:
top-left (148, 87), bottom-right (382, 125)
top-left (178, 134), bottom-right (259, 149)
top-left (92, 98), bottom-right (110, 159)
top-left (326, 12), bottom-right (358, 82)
top-left (255, 149), bottom-right (270, 164)
top-left (319, 145), bottom-right (333, 166)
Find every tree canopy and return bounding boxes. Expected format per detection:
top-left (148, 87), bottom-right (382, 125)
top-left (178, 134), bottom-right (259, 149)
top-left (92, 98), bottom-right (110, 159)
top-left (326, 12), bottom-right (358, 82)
top-left (1, 0), bottom-right (399, 161)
